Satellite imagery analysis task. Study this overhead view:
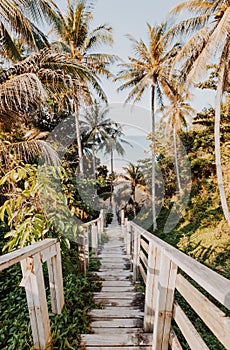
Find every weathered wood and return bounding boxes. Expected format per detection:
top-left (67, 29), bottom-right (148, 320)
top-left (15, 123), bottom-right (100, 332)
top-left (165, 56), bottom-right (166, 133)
top-left (173, 302), bottom-right (209, 350)
top-left (47, 242), bottom-right (64, 314)
top-left (152, 251), bottom-right (178, 350)
top-left (93, 292), bottom-right (138, 299)
top-left (130, 221), bottom-right (230, 310)
top-left (94, 298), bottom-right (138, 307)
top-left (102, 280), bottom-right (132, 287)
top-left (81, 333), bottom-right (152, 346)
top-left (169, 328), bottom-right (183, 350)
top-left (93, 327), bottom-right (143, 334)
top-left (89, 307), bottom-right (144, 319)
top-left (139, 262), bottom-right (147, 283)
top-left (144, 243), bottom-right (158, 332)
top-left (91, 318), bottom-right (143, 328)
top-left (133, 229), bottom-right (141, 282)
top-left (101, 286), bottom-right (134, 292)
top-left (91, 223), bottom-right (98, 254)
top-left (20, 255), bottom-right (51, 350)
top-left (0, 239), bottom-right (56, 271)
top-left (176, 273), bottom-right (230, 349)
top-left (85, 347), bottom-right (151, 350)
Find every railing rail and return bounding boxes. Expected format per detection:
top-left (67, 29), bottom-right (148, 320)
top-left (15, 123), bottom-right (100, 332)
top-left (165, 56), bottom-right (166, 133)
top-left (0, 209), bottom-right (105, 350)
top-left (122, 217), bottom-right (230, 350)
top-left (0, 238), bottom-right (64, 350)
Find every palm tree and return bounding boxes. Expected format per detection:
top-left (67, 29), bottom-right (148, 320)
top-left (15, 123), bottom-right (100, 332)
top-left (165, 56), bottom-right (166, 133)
top-left (159, 87), bottom-right (194, 192)
top-left (167, 0), bottom-right (230, 225)
top-left (0, 0), bottom-right (57, 62)
top-left (80, 101), bottom-right (113, 175)
top-left (121, 162), bottom-right (145, 217)
top-left (116, 23), bottom-right (180, 230)
top-left (48, 0), bottom-right (118, 175)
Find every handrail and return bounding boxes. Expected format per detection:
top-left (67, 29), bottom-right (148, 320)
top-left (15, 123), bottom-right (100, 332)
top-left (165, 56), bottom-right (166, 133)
top-left (0, 239), bottom-right (64, 350)
top-left (123, 218), bottom-right (230, 350)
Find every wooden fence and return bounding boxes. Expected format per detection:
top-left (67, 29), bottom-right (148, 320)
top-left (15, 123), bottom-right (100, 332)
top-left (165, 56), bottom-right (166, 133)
top-left (123, 219), bottom-right (230, 350)
top-left (0, 209), bottom-right (105, 350)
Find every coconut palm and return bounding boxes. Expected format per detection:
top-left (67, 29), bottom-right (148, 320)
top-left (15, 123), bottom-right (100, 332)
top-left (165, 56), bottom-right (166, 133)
top-left (116, 23), bottom-right (180, 230)
top-left (167, 0), bottom-right (230, 225)
top-left (159, 87), bottom-right (194, 192)
top-left (48, 0), bottom-right (118, 175)
top-left (0, 0), bottom-right (57, 62)
top-left (121, 162), bottom-right (145, 217)
top-left (80, 101), bottom-right (113, 175)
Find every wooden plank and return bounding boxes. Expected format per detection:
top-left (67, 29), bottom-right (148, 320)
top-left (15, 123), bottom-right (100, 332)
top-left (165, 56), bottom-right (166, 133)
top-left (40, 244), bottom-right (57, 263)
top-left (144, 243), bottom-right (159, 332)
top-left (139, 262), bottom-right (147, 284)
top-left (94, 298), bottom-right (139, 307)
top-left (93, 327), bottom-right (143, 334)
top-left (176, 273), bottom-right (230, 349)
top-left (21, 255), bottom-right (51, 350)
top-left (90, 318), bottom-right (143, 328)
top-left (101, 286), bottom-right (134, 292)
top-left (0, 239), bottom-right (56, 271)
top-left (81, 333), bottom-right (152, 346)
top-left (89, 307), bottom-right (144, 319)
top-left (47, 242), bottom-right (64, 314)
top-left (130, 222), bottom-right (230, 310)
top-left (152, 251), bottom-right (178, 350)
top-left (169, 328), bottom-right (183, 350)
top-left (140, 237), bottom-right (149, 255)
top-left (173, 302), bottom-right (209, 350)
top-left (93, 292), bottom-right (139, 299)
top-left (85, 347), bottom-right (151, 350)
top-left (140, 250), bottom-right (148, 270)
top-left (102, 280), bottom-right (132, 287)
top-left (133, 230), bottom-right (141, 282)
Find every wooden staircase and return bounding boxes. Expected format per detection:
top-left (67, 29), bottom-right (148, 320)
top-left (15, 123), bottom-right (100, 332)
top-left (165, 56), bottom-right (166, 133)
top-left (81, 218), bottom-right (152, 349)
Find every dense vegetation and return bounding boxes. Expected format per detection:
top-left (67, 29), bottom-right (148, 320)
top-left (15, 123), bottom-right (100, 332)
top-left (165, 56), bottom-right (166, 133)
top-left (0, 0), bottom-right (229, 349)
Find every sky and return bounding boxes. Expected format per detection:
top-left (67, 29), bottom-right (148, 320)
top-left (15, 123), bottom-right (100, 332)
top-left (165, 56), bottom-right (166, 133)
top-left (54, 0), bottom-right (215, 171)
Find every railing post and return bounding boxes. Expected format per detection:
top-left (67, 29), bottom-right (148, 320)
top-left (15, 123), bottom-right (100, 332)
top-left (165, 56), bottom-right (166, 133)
top-left (78, 231), bottom-right (86, 274)
top-left (91, 222), bottom-right (98, 255)
top-left (125, 219), bottom-right (131, 256)
top-left (100, 209), bottom-right (105, 233)
top-left (144, 243), bottom-right (161, 332)
top-left (121, 209), bottom-right (125, 225)
top-left (46, 242), bottom-right (64, 314)
top-left (133, 229), bottom-right (140, 283)
top-left (20, 254), bottom-right (51, 350)
top-left (152, 250), bottom-right (178, 350)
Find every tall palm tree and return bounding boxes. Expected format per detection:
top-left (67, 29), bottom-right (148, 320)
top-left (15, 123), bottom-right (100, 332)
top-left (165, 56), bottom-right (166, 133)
top-left (159, 88), bottom-right (194, 192)
top-left (0, 0), bottom-right (57, 62)
top-left (80, 101), bottom-right (112, 175)
top-left (121, 162), bottom-right (145, 217)
top-left (167, 0), bottom-right (230, 225)
top-left (48, 0), bottom-right (118, 175)
top-left (116, 23), bottom-right (180, 230)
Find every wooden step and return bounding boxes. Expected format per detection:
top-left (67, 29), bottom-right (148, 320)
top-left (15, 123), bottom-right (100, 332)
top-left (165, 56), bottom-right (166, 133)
top-left (81, 333), bottom-right (152, 346)
top-left (89, 307), bottom-right (144, 319)
top-left (83, 347), bottom-right (151, 350)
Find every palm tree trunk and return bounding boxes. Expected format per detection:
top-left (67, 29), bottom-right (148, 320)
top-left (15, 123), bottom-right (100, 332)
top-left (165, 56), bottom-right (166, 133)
top-left (74, 105), bottom-right (84, 176)
top-left (92, 140), bottom-right (96, 177)
top-left (173, 125), bottom-right (182, 193)
top-left (215, 62), bottom-right (230, 225)
top-left (151, 85), bottom-right (157, 230)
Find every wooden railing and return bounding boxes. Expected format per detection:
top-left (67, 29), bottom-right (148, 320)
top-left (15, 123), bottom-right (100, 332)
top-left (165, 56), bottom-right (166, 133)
top-left (78, 209), bottom-right (105, 273)
top-left (123, 219), bottom-right (230, 350)
top-left (0, 239), bottom-right (64, 350)
top-left (0, 209), bottom-right (105, 350)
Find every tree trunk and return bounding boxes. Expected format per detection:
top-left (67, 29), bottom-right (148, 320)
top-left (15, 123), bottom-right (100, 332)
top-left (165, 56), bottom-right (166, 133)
top-left (215, 62), bottom-right (230, 225)
top-left (151, 85), bottom-right (157, 230)
top-left (74, 104), bottom-right (84, 176)
top-left (173, 125), bottom-right (182, 193)
top-left (92, 140), bottom-right (96, 177)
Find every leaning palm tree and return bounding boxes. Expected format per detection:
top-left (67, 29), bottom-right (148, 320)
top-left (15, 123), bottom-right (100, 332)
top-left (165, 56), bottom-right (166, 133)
top-left (116, 23), bottom-right (181, 230)
top-left (48, 0), bottom-right (118, 175)
top-left (159, 87), bottom-right (194, 192)
top-left (167, 0), bottom-right (230, 225)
